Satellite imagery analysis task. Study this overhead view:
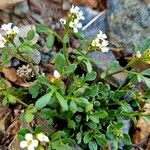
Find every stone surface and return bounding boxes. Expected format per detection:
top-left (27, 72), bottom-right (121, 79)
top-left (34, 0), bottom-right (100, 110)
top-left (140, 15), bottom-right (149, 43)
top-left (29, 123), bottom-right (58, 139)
top-left (14, 1), bottom-right (29, 17)
top-left (62, 0), bottom-right (71, 11)
top-left (107, 0), bottom-right (150, 55)
top-left (30, 49), bottom-right (41, 64)
top-left (79, 7), bottom-right (108, 39)
top-left (0, 0), bottom-right (24, 10)
top-left (80, 7), bottom-right (127, 87)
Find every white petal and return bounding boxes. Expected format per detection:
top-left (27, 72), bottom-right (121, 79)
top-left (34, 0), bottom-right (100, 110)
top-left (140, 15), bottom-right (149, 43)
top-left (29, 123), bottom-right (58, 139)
top-left (54, 70), bottom-right (60, 79)
top-left (101, 47), bottom-right (109, 52)
top-left (27, 145), bottom-right (35, 150)
top-left (77, 22), bottom-right (82, 28)
top-left (13, 26), bottom-right (19, 34)
top-left (73, 27), bottom-right (78, 33)
top-left (69, 21), bottom-right (74, 28)
top-left (25, 133), bottom-right (33, 141)
top-left (0, 42), bottom-right (5, 48)
top-left (20, 141), bottom-right (28, 148)
top-left (102, 40), bottom-right (109, 46)
top-left (31, 140), bottom-right (39, 147)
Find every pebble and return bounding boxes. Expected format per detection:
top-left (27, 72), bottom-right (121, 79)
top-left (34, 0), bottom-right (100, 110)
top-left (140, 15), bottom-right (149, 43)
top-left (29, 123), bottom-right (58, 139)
top-left (14, 1), bottom-right (29, 17)
top-left (41, 54), bottom-right (50, 63)
top-left (12, 59), bottom-right (20, 67)
top-left (62, 0), bottom-right (71, 11)
top-left (31, 13), bottom-right (45, 24)
top-left (55, 22), bottom-right (61, 30)
top-left (30, 49), bottom-right (41, 64)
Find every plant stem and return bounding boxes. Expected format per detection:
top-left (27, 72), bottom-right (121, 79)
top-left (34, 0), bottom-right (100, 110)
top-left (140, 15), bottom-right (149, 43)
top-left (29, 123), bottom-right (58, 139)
top-left (16, 98), bottom-right (29, 107)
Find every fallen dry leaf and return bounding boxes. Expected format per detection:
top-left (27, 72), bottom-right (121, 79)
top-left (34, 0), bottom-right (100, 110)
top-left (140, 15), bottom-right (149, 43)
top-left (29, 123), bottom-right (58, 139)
top-left (2, 67), bottom-right (18, 83)
top-left (0, 0), bottom-right (25, 10)
top-left (132, 104), bottom-right (150, 144)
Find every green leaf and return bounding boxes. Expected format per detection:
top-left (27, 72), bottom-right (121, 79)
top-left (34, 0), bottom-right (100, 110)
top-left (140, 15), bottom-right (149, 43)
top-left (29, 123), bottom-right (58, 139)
top-left (55, 53), bottom-right (66, 73)
top-left (27, 29), bottom-right (35, 40)
top-left (89, 115), bottom-right (99, 124)
top-left (95, 111), bottom-right (108, 119)
top-left (65, 64), bottom-right (77, 74)
top-left (70, 101), bottom-right (77, 113)
top-left (96, 137), bottom-right (107, 148)
top-left (46, 34), bottom-right (54, 48)
top-left (29, 84), bottom-right (39, 98)
top-left (89, 141), bottom-right (98, 150)
top-left (123, 134), bottom-right (132, 146)
top-left (52, 143), bottom-right (72, 150)
top-left (24, 113), bottom-right (34, 123)
top-left (84, 60), bottom-right (92, 73)
top-left (83, 132), bottom-right (91, 144)
top-left (55, 92), bottom-right (68, 111)
top-left (35, 91), bottom-right (54, 110)
top-left (51, 131), bottom-right (66, 141)
top-left (85, 71), bottom-right (97, 81)
top-left (63, 34), bottom-right (69, 43)
top-left (76, 132), bottom-right (82, 144)
top-left (141, 69), bottom-right (150, 76)
top-left (19, 45), bottom-right (33, 54)
top-left (36, 24), bottom-right (51, 33)
top-left (142, 76), bottom-right (150, 88)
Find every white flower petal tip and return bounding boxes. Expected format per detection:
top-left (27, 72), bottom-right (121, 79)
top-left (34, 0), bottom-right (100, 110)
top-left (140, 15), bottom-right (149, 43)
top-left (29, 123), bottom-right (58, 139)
top-left (54, 70), bottom-right (61, 79)
top-left (60, 18), bottom-right (66, 25)
top-left (135, 51), bottom-right (141, 58)
top-left (20, 133), bottom-right (39, 150)
top-left (0, 34), bottom-right (6, 48)
top-left (37, 133), bottom-right (49, 143)
top-left (91, 30), bottom-right (109, 53)
top-left (1, 23), bottom-right (19, 35)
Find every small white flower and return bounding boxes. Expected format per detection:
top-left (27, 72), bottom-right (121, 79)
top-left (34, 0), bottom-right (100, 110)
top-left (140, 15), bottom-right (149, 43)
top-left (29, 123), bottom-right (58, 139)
top-left (60, 18), bottom-right (66, 25)
top-left (0, 34), bottom-right (6, 48)
top-left (70, 5), bottom-right (84, 20)
top-left (135, 51), bottom-right (141, 58)
top-left (91, 30), bottom-right (109, 53)
top-left (36, 133), bottom-right (49, 143)
top-left (54, 70), bottom-right (61, 79)
top-left (97, 30), bottom-right (107, 40)
top-left (69, 19), bottom-right (82, 33)
top-left (1, 23), bottom-right (19, 35)
top-left (20, 133), bottom-right (39, 150)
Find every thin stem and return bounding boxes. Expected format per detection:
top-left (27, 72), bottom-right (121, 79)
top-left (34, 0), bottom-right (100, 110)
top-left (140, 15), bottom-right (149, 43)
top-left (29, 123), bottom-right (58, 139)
top-left (16, 98), bottom-right (29, 107)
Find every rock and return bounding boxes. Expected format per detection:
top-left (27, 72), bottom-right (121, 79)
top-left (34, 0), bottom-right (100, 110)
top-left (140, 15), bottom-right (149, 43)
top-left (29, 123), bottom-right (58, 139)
top-left (89, 51), bottom-right (127, 87)
top-left (41, 54), bottom-right (50, 63)
top-left (0, 10), bottom-right (10, 23)
top-left (72, 0), bottom-right (98, 9)
top-left (31, 13), bottom-right (45, 24)
top-left (80, 7), bottom-right (126, 87)
top-left (107, 0), bottom-right (150, 55)
top-left (79, 7), bottom-right (108, 39)
top-left (12, 58), bottom-right (20, 67)
top-left (30, 49), bottom-right (41, 64)
top-left (12, 15), bottom-right (21, 25)
top-left (62, 0), bottom-right (71, 11)
top-left (0, 0), bottom-right (24, 10)
top-left (14, 1), bottom-right (29, 17)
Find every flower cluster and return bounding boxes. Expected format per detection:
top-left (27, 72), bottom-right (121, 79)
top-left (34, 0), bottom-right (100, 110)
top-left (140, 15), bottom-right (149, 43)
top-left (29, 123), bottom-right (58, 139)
top-left (0, 23), bottom-right (19, 48)
top-left (60, 5), bottom-right (84, 33)
top-left (17, 64), bottom-right (39, 79)
top-left (91, 30), bottom-right (109, 52)
top-left (20, 133), bottom-right (49, 150)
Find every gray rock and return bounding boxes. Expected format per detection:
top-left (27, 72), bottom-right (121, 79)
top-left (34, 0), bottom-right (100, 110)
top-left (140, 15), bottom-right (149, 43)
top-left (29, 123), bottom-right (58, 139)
top-left (31, 13), bottom-right (44, 24)
top-left (89, 51), bottom-right (127, 87)
top-left (62, 0), bottom-right (71, 11)
top-left (30, 49), bottom-right (41, 64)
top-left (80, 7), bottom-right (127, 87)
top-left (41, 54), bottom-right (50, 63)
top-left (14, 1), bottom-right (29, 17)
top-left (12, 58), bottom-right (20, 67)
top-left (79, 7), bottom-right (108, 39)
top-left (107, 0), bottom-right (150, 55)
